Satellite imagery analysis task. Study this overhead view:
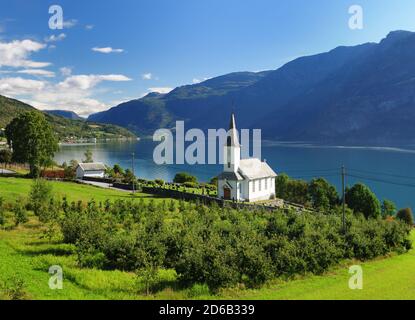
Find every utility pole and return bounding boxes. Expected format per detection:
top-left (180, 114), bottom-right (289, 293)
top-left (132, 152), bottom-right (135, 194)
top-left (342, 165), bottom-right (346, 233)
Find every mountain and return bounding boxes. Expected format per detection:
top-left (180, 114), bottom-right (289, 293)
top-left (88, 31), bottom-right (415, 145)
top-left (88, 71), bottom-right (271, 135)
top-left (45, 110), bottom-right (83, 121)
top-left (0, 95), bottom-right (136, 141)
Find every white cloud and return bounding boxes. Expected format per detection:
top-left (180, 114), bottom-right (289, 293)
top-left (0, 77), bottom-right (46, 95)
top-left (148, 87), bottom-right (173, 94)
top-left (0, 73), bottom-right (132, 116)
top-left (85, 25), bottom-right (94, 30)
top-left (45, 33), bottom-right (66, 43)
top-left (63, 19), bottom-right (78, 28)
top-left (17, 69), bottom-right (55, 78)
top-left (0, 39), bottom-right (50, 68)
top-left (58, 74), bottom-right (132, 90)
top-left (192, 77), bottom-right (210, 84)
top-left (142, 73), bottom-right (153, 80)
top-left (92, 47), bottom-right (124, 54)
top-left (59, 67), bottom-right (72, 77)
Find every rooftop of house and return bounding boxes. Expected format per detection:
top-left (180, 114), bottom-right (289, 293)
top-left (77, 163), bottom-right (106, 171)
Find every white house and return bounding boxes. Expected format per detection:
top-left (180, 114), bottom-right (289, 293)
top-left (217, 113), bottom-right (277, 202)
top-left (76, 163), bottom-right (106, 179)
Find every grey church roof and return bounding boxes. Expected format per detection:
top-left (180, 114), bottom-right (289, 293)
top-left (217, 171), bottom-right (244, 181)
top-left (77, 163), bottom-right (106, 171)
top-left (238, 158), bottom-right (277, 180)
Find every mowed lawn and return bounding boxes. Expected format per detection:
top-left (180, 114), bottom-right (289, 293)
top-left (0, 177), bottom-right (167, 203)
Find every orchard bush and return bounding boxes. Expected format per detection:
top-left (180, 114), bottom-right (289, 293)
top-left (53, 198), bottom-right (413, 290)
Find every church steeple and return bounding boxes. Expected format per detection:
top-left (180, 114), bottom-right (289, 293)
top-left (227, 113), bottom-right (240, 147)
top-left (224, 112), bottom-right (241, 173)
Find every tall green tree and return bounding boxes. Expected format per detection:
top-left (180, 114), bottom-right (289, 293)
top-left (5, 112), bottom-right (59, 177)
top-left (396, 208), bottom-right (414, 226)
top-left (346, 183), bottom-right (381, 219)
top-left (308, 178), bottom-right (339, 211)
top-left (381, 199), bottom-right (396, 217)
top-left (0, 148), bottom-right (12, 168)
top-left (83, 149), bottom-right (94, 163)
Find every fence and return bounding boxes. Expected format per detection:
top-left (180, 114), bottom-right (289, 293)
top-left (141, 186), bottom-right (283, 212)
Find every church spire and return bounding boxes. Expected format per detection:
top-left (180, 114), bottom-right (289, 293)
top-left (227, 113), bottom-right (240, 147)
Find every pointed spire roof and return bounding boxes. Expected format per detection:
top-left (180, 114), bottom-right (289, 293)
top-left (227, 113), bottom-right (240, 147)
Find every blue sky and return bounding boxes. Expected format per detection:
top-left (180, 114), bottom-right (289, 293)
top-left (1, 0), bottom-right (415, 116)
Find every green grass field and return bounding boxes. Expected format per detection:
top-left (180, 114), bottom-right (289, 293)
top-left (0, 177), bottom-right (167, 203)
top-left (0, 177), bottom-right (414, 300)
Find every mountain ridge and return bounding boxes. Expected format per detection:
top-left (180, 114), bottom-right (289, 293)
top-left (88, 30), bottom-right (415, 145)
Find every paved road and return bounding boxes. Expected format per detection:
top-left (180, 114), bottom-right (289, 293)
top-left (76, 179), bottom-right (132, 193)
top-left (0, 169), bottom-right (16, 174)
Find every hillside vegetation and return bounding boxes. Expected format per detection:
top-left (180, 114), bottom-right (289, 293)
top-left (0, 95), bottom-right (136, 141)
top-left (0, 177), bottom-right (412, 300)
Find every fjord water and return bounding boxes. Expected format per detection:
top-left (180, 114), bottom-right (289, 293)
top-left (55, 140), bottom-right (415, 210)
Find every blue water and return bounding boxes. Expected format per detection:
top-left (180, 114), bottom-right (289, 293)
top-left (54, 140), bottom-right (415, 210)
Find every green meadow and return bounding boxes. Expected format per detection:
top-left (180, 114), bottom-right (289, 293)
top-left (0, 177), bottom-right (165, 203)
top-left (0, 177), bottom-right (414, 300)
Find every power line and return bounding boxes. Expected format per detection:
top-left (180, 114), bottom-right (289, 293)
top-left (346, 173), bottom-right (415, 188)
top-left (348, 168), bottom-right (415, 181)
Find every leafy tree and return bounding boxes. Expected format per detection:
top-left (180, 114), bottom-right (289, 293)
top-left (0, 197), bottom-right (5, 227)
top-left (275, 174), bottom-right (290, 199)
top-left (173, 172), bottom-right (197, 184)
top-left (382, 200), bottom-right (396, 218)
top-left (396, 208), bottom-right (414, 226)
top-left (346, 183), bottom-right (381, 219)
top-left (308, 178), bottom-right (339, 211)
top-left (210, 176), bottom-right (218, 187)
top-left (123, 169), bottom-right (136, 184)
top-left (0, 148), bottom-right (12, 168)
top-left (83, 149), bottom-right (94, 163)
top-left (12, 201), bottom-right (28, 226)
top-left (30, 179), bottom-right (53, 222)
top-left (113, 164), bottom-right (124, 175)
top-left (5, 112), bottom-right (58, 177)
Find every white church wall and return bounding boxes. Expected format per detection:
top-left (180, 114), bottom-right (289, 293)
top-left (247, 178), bottom-right (276, 202)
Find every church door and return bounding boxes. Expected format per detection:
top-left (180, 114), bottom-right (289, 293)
top-left (223, 187), bottom-right (231, 200)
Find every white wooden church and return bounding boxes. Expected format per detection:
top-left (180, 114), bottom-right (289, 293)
top-left (217, 113), bottom-right (277, 202)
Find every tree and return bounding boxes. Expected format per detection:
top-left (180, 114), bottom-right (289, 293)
top-left (396, 208), bottom-right (414, 226)
top-left (123, 169), bottom-right (136, 184)
top-left (113, 164), bottom-right (124, 175)
top-left (346, 183), bottom-right (381, 219)
top-left (12, 201), bottom-right (28, 227)
top-left (30, 179), bottom-right (53, 222)
top-left (83, 149), bottom-right (93, 163)
top-left (381, 200), bottom-right (396, 217)
top-left (275, 174), bottom-right (290, 199)
top-left (308, 178), bottom-right (339, 211)
top-left (173, 172), bottom-right (197, 184)
top-left (5, 112), bottom-right (59, 177)
top-left (0, 149), bottom-right (12, 168)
